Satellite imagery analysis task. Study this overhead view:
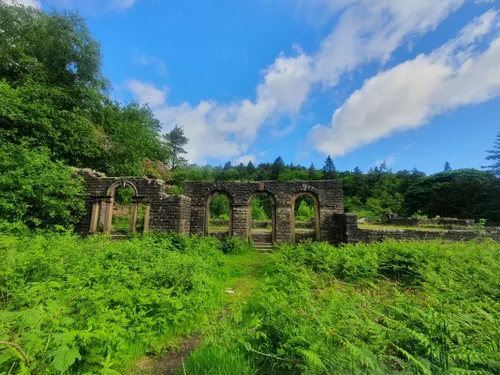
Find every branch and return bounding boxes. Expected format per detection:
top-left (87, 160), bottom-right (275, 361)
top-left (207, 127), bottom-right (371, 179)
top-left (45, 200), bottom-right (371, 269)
top-left (0, 341), bottom-right (30, 366)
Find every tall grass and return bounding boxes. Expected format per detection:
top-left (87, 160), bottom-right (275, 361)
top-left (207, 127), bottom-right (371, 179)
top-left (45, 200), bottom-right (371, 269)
top-left (186, 239), bottom-right (500, 374)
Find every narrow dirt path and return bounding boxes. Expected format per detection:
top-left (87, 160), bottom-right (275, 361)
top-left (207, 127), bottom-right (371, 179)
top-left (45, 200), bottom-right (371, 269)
top-left (129, 251), bottom-right (272, 375)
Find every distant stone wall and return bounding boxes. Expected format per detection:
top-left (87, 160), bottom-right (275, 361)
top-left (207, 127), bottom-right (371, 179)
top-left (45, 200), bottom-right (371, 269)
top-left (389, 217), bottom-right (475, 228)
top-left (332, 214), bottom-right (500, 244)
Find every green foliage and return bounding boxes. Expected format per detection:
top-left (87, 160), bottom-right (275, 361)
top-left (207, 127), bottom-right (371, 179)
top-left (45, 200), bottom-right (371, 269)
top-left (0, 232), bottom-right (227, 374)
top-left (483, 129), bottom-right (500, 177)
top-left (221, 237), bottom-right (254, 255)
top-left (209, 193), bottom-right (230, 219)
top-left (164, 125), bottom-right (189, 169)
top-left (0, 3), bottom-right (169, 177)
top-left (404, 169), bottom-right (500, 223)
top-left (0, 142), bottom-right (84, 229)
top-left (295, 200), bottom-right (314, 222)
top-left (191, 240), bottom-right (500, 374)
top-left (180, 345), bottom-right (256, 375)
top-left (251, 199), bottom-right (268, 221)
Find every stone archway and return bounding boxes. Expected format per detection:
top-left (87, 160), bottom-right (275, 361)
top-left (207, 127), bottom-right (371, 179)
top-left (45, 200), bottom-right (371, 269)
top-left (247, 191), bottom-right (277, 245)
top-left (205, 191), bottom-right (234, 238)
top-left (291, 191), bottom-right (320, 243)
top-left (88, 180), bottom-right (151, 234)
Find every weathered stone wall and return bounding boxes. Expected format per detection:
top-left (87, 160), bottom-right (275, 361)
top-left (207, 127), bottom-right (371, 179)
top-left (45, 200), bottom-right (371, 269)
top-left (389, 217), bottom-right (475, 228)
top-left (76, 169), bottom-right (191, 235)
top-left (182, 180), bottom-right (344, 243)
top-left (331, 213), bottom-right (500, 244)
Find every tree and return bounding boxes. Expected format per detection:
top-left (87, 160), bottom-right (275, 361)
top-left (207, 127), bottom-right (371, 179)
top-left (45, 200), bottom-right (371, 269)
top-left (0, 142), bottom-right (84, 229)
top-left (271, 156), bottom-right (285, 179)
top-left (224, 161), bottom-right (232, 170)
top-left (483, 130), bottom-right (500, 177)
top-left (444, 161), bottom-right (452, 172)
top-left (308, 163), bottom-right (316, 180)
top-left (353, 167), bottom-right (362, 175)
top-left (246, 161), bottom-right (255, 175)
top-left (165, 125), bottom-right (188, 169)
top-left (322, 156), bottom-right (337, 179)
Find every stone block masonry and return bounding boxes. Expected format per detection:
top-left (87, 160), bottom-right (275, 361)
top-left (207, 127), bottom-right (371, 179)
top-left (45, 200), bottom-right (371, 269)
top-left (76, 169), bottom-right (499, 244)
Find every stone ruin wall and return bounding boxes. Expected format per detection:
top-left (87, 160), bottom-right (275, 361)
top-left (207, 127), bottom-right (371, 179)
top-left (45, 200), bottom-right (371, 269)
top-left (76, 169), bottom-right (499, 244)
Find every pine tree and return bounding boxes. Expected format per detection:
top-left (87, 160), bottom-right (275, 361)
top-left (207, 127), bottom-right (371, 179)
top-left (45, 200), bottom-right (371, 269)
top-left (246, 160), bottom-right (255, 175)
top-left (322, 156), bottom-right (337, 179)
top-left (308, 163), bottom-right (316, 180)
top-left (164, 125), bottom-right (188, 169)
top-left (444, 161), bottom-right (452, 172)
top-left (483, 130), bottom-right (500, 177)
top-left (224, 161), bottom-right (232, 170)
top-left (271, 156), bottom-right (285, 180)
top-left (353, 167), bottom-right (362, 175)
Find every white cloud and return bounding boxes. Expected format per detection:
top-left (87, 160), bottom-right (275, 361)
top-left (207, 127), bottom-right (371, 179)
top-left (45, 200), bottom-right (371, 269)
top-left (126, 0), bottom-right (495, 163)
top-left (3, 0), bottom-right (41, 8)
top-left (374, 154), bottom-right (397, 168)
top-left (126, 80), bottom-right (167, 108)
top-left (133, 54), bottom-right (167, 76)
top-left (308, 10), bottom-right (500, 157)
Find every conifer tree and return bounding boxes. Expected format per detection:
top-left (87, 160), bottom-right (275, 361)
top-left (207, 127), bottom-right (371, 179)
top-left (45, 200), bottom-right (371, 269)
top-left (483, 130), bottom-right (500, 177)
top-left (444, 161), bottom-right (452, 172)
top-left (165, 125), bottom-right (188, 169)
top-left (308, 163), bottom-right (316, 180)
top-left (322, 156), bottom-right (337, 179)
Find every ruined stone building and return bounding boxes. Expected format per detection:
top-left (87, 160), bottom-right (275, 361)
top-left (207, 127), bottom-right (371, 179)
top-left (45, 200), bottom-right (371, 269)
top-left (76, 169), bottom-right (500, 244)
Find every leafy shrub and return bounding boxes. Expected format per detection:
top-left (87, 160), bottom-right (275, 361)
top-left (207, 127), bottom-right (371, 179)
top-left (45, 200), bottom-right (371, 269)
top-left (221, 237), bottom-right (254, 255)
top-left (0, 142), bottom-right (84, 229)
top-left (202, 240), bottom-right (500, 374)
top-left (0, 232), bottom-right (226, 374)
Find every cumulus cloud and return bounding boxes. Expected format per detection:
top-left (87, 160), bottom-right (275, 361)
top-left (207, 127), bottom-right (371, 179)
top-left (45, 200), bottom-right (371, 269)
top-left (126, 0), bottom-right (497, 163)
top-left (3, 0), bottom-right (41, 7)
top-left (126, 80), bottom-right (167, 108)
top-left (308, 10), bottom-right (500, 157)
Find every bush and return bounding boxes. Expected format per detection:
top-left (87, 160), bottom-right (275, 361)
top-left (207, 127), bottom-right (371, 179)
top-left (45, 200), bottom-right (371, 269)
top-left (0, 142), bottom-right (84, 229)
top-left (221, 237), bottom-right (254, 255)
top-left (0, 232), bottom-right (226, 374)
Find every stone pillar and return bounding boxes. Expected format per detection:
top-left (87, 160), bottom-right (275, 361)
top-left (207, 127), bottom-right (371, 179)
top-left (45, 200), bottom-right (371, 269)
top-left (276, 204), bottom-right (292, 243)
top-left (89, 202), bottom-right (100, 233)
top-left (99, 202), bottom-right (107, 226)
top-left (143, 204), bottom-right (151, 232)
top-left (231, 204), bottom-right (248, 239)
top-left (130, 203), bottom-right (138, 233)
top-left (103, 199), bottom-right (114, 233)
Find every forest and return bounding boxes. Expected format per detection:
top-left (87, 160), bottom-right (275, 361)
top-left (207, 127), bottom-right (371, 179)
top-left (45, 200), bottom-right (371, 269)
top-left (1, 3), bottom-right (500, 375)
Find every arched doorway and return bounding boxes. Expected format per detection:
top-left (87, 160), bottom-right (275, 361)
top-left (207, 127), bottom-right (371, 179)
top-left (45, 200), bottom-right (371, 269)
top-left (291, 193), bottom-right (320, 243)
top-left (248, 192), bottom-right (276, 246)
top-left (90, 180), bottom-right (149, 234)
top-left (206, 192), bottom-right (233, 239)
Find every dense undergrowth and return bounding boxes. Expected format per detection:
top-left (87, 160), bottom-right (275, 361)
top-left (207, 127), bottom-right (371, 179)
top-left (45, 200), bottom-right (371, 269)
top-left (0, 232), bottom-right (252, 374)
top-left (186, 240), bottom-right (500, 375)
top-left (1, 233), bottom-right (499, 374)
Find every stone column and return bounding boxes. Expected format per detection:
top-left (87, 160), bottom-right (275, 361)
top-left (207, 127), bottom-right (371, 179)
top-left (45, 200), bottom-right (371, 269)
top-left (275, 204), bottom-right (292, 243)
top-left (103, 198), bottom-right (114, 233)
top-left (89, 202), bottom-right (100, 233)
top-left (143, 204), bottom-right (151, 232)
top-left (130, 203), bottom-right (138, 233)
top-left (231, 204), bottom-right (248, 239)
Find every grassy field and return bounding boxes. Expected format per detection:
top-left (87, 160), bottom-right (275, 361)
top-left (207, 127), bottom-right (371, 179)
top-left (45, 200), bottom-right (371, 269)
top-left (1, 232), bottom-right (499, 374)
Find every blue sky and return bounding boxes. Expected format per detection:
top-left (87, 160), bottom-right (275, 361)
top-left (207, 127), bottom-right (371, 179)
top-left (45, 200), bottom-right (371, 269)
top-left (15, 0), bottom-right (500, 173)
